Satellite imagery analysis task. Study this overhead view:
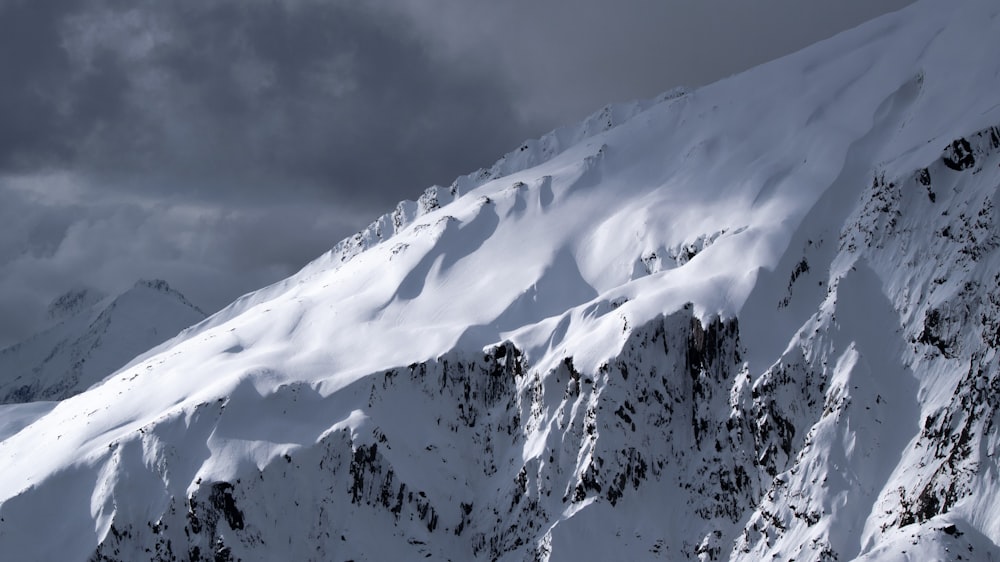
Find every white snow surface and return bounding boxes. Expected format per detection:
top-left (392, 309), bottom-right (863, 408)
top-left (4, 1), bottom-right (1000, 560)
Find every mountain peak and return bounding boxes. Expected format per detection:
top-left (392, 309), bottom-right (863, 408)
top-left (0, 279), bottom-right (207, 403)
top-left (44, 287), bottom-right (105, 322)
top-left (128, 278), bottom-right (206, 316)
top-left (133, 278), bottom-right (173, 292)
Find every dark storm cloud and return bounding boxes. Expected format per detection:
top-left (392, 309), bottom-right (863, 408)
top-left (1, 0), bottom-right (523, 205)
top-left (0, 0), bottom-right (85, 170)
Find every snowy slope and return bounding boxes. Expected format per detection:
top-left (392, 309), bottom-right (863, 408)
top-left (3, 0), bottom-right (1000, 560)
top-left (0, 280), bottom-right (206, 403)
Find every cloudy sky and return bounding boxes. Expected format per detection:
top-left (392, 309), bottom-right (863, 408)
top-left (0, 0), bottom-right (913, 346)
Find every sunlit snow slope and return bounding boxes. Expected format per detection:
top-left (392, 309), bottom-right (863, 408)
top-left (3, 1), bottom-right (1000, 560)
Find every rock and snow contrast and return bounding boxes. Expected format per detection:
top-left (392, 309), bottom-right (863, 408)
top-left (3, 0), bottom-right (1000, 560)
top-left (0, 280), bottom-right (206, 405)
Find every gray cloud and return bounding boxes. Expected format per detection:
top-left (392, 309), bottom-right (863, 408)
top-left (380, 0), bottom-right (916, 125)
top-left (0, 0), bottom-right (915, 346)
top-left (4, 0), bottom-right (524, 203)
top-left (0, 0), bottom-right (81, 171)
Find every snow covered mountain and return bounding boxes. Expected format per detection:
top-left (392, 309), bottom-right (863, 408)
top-left (0, 280), bottom-right (206, 404)
top-left (3, 1), bottom-right (1000, 560)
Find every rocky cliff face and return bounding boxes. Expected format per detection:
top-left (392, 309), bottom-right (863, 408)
top-left (85, 310), bottom-right (753, 562)
top-left (4, 1), bottom-right (1000, 561)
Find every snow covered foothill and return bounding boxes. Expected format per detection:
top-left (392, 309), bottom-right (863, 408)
top-left (3, 0), bottom-right (1000, 560)
top-left (0, 280), bottom-right (206, 404)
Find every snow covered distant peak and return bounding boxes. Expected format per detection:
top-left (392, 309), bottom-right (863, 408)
top-left (0, 279), bottom-right (206, 403)
top-left (45, 287), bottom-right (105, 323)
top-left (5, 1), bottom-right (1000, 561)
top-left (131, 278), bottom-right (207, 316)
top-left (134, 278), bottom-right (178, 293)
